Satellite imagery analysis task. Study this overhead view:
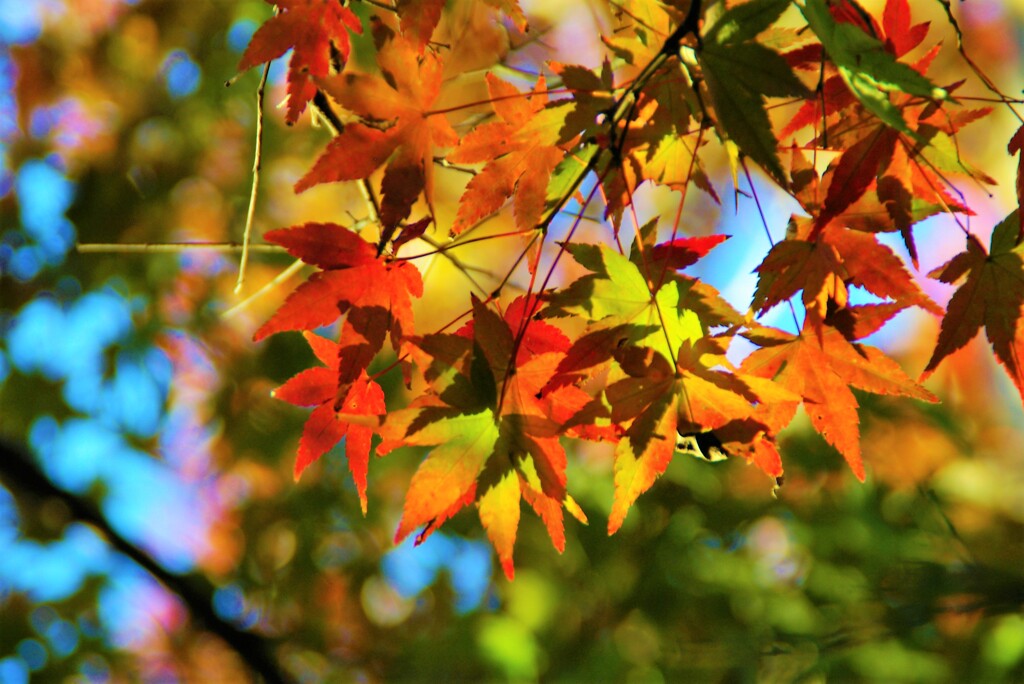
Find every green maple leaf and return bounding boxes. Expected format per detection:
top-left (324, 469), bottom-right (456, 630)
top-left (544, 242), bottom-right (704, 366)
top-left (799, 0), bottom-right (948, 136)
top-left (699, 1), bottom-right (809, 185)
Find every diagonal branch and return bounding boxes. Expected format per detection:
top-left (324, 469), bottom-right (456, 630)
top-left (0, 439), bottom-right (294, 684)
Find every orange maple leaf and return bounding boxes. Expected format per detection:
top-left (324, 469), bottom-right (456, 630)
top-left (752, 222), bottom-right (940, 336)
top-left (447, 73), bottom-right (567, 234)
top-left (743, 324), bottom-right (937, 480)
top-left (396, 0), bottom-right (527, 53)
top-left (295, 20), bottom-right (459, 231)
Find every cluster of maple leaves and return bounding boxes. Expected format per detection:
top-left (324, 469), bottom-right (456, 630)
top-left (236, 0), bottom-right (1024, 578)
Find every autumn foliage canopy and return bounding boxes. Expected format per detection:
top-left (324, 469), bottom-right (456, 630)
top-left (234, 0), bottom-right (1024, 579)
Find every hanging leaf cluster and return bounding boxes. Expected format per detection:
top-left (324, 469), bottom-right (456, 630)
top-left (236, 0), bottom-right (1024, 578)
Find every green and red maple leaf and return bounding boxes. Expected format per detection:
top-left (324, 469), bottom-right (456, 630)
top-left (374, 296), bottom-right (585, 579)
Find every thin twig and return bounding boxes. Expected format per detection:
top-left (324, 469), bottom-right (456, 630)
top-left (935, 0), bottom-right (1024, 125)
top-left (222, 259), bottom-right (305, 319)
top-left (235, 62), bottom-right (272, 294)
top-left (741, 160), bottom-right (802, 332)
top-left (398, 229), bottom-right (532, 261)
top-left (77, 242), bottom-right (285, 254)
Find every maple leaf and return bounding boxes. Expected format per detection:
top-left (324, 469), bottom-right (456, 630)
top-left (623, 221), bottom-right (744, 328)
top-left (704, 0), bottom-right (791, 46)
top-left (374, 297), bottom-right (582, 579)
top-left (295, 20), bottom-right (458, 231)
top-left (881, 0), bottom-right (930, 58)
top-left (594, 2), bottom-right (724, 220)
top-left (541, 241), bottom-right (790, 529)
top-left (544, 242), bottom-right (705, 382)
top-left (779, 75), bottom-right (855, 142)
top-left (543, 227), bottom-right (739, 395)
top-left (742, 324), bottom-right (937, 480)
top-left (602, 0), bottom-right (682, 67)
top-left (604, 349), bottom-right (681, 533)
top-left (446, 73), bottom-right (567, 234)
top-left (699, 0), bottom-right (809, 185)
top-left (923, 211), bottom-right (1024, 403)
top-left (396, 0), bottom-right (527, 53)
top-left (548, 60), bottom-right (615, 144)
top-left (599, 335), bottom-right (796, 531)
top-left (800, 0), bottom-right (948, 136)
top-left (645, 234), bottom-right (730, 273)
top-left (254, 222), bottom-right (423, 399)
top-left (815, 125), bottom-right (898, 231)
top-left (272, 332), bottom-right (384, 512)
top-left (752, 222), bottom-right (940, 336)
top-left (396, 0), bottom-right (445, 53)
top-left (786, 141), bottom-right (979, 269)
top-left (595, 60), bottom-right (710, 223)
top-left (238, 0), bottom-right (362, 124)
top-left (625, 65), bottom-right (726, 209)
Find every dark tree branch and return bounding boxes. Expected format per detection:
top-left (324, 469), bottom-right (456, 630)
top-left (0, 438), bottom-right (293, 684)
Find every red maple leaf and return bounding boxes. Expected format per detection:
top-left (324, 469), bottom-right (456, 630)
top-left (255, 222), bottom-right (423, 399)
top-left (752, 222), bottom-right (940, 336)
top-left (237, 0), bottom-right (362, 124)
top-left (272, 332), bottom-right (384, 512)
top-left (647, 234), bottom-right (730, 273)
top-left (295, 20), bottom-right (459, 231)
top-left (881, 0), bottom-right (930, 58)
top-left (814, 126), bottom-right (899, 231)
top-left (923, 211), bottom-right (1024, 403)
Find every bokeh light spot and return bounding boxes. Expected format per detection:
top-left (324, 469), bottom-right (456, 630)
top-left (0, 658), bottom-right (28, 684)
top-left (15, 639), bottom-right (47, 671)
top-left (0, 0), bottom-right (44, 44)
top-left (162, 50), bottom-right (201, 98)
top-left (227, 18), bottom-right (257, 53)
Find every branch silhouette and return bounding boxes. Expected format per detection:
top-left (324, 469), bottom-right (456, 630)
top-left (0, 438), bottom-right (293, 684)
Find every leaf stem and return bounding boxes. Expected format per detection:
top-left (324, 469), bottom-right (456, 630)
top-left (396, 229), bottom-right (535, 261)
